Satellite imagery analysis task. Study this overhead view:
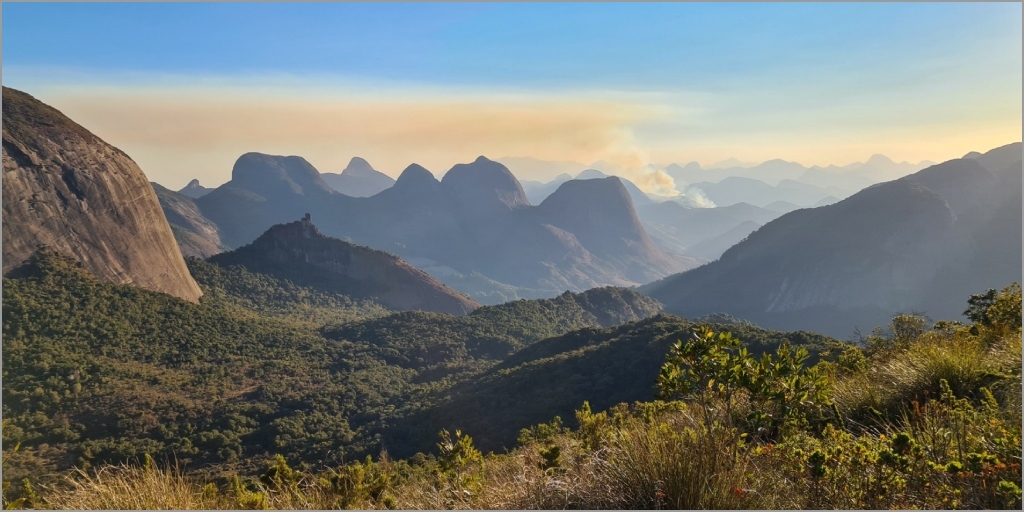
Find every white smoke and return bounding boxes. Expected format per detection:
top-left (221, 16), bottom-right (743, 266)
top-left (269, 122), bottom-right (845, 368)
top-left (679, 186), bottom-right (717, 208)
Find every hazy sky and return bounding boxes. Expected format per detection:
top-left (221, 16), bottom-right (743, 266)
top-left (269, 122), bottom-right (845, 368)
top-left (3, 2), bottom-right (1021, 189)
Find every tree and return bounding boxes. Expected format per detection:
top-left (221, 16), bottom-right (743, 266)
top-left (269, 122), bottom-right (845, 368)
top-left (658, 326), bottom-right (832, 440)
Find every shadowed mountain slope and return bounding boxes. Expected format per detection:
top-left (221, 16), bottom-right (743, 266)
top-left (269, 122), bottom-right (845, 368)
top-left (209, 216), bottom-right (481, 316)
top-left (643, 144), bottom-right (1022, 337)
top-left (152, 183), bottom-right (229, 259)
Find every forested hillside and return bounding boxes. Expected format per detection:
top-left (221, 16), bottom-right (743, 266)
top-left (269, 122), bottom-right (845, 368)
top-left (1, 253), bottom-right (669, 480)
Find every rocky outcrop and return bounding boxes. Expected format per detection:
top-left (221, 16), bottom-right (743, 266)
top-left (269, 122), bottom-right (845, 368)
top-left (177, 178), bottom-right (212, 199)
top-left (2, 87), bottom-right (203, 302)
top-left (209, 215), bottom-right (481, 316)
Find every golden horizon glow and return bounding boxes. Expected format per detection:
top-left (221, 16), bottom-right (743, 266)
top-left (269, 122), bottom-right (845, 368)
top-left (9, 77), bottom-right (1021, 192)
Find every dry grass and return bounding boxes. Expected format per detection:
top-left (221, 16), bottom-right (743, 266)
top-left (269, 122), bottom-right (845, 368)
top-left (42, 462), bottom-right (224, 510)
top-left (832, 328), bottom-right (1007, 419)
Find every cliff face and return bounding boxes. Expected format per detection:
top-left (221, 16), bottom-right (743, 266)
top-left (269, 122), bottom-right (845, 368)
top-left (2, 87), bottom-right (203, 302)
top-left (209, 216), bottom-right (481, 316)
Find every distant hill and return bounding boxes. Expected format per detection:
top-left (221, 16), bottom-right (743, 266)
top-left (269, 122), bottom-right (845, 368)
top-left (1, 252), bottom-right (662, 475)
top-left (522, 169), bottom-right (654, 206)
top-left (152, 183), bottom-right (229, 258)
top-left (684, 220), bottom-right (762, 261)
top-left (386, 314), bottom-right (844, 455)
top-left (635, 201), bottom-right (783, 257)
top-left (320, 156), bottom-right (396, 197)
top-left (1, 86), bottom-right (203, 302)
top-left (643, 143), bottom-right (1023, 337)
top-left (177, 178), bottom-right (213, 199)
top-left (664, 155), bottom-right (929, 190)
top-left (209, 216), bottom-right (481, 316)
top-left (684, 176), bottom-right (849, 208)
top-left (496, 156), bottom-right (589, 182)
top-left (535, 177), bottom-right (682, 284)
top-left (321, 286), bottom-right (663, 365)
top-left (194, 154), bottom-right (696, 297)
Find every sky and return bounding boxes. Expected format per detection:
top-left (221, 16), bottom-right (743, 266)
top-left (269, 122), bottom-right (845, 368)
top-left (3, 2), bottom-right (1021, 190)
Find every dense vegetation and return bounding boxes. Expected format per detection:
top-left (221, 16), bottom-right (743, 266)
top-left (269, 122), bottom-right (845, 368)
top-left (6, 284), bottom-right (1018, 510)
top-left (1, 253), bottom-right (667, 482)
top-left (6, 250), bottom-right (1017, 509)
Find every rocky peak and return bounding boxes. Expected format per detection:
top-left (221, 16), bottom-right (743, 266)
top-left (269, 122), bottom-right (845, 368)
top-left (178, 178), bottom-right (212, 199)
top-left (392, 163), bottom-right (441, 192)
top-left (230, 152), bottom-right (334, 198)
top-left (441, 156), bottom-right (530, 212)
top-left (538, 177), bottom-right (653, 253)
top-left (2, 86), bottom-right (203, 302)
top-left (341, 156), bottom-right (377, 177)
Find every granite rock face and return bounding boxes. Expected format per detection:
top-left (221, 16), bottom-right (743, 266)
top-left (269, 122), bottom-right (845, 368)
top-left (2, 87), bottom-right (203, 302)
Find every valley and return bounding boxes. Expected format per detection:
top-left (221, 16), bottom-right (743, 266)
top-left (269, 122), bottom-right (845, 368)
top-left (2, 12), bottom-right (1021, 505)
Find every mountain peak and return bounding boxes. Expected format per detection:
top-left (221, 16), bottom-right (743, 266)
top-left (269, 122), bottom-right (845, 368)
top-left (178, 178), bottom-right (212, 199)
top-left (393, 163), bottom-right (440, 190)
top-left (212, 216), bottom-right (480, 316)
top-left (321, 157), bottom-right (395, 197)
top-left (231, 152), bottom-right (334, 198)
top-left (576, 169), bottom-right (608, 180)
top-left (342, 156), bottom-right (376, 176)
top-left (865, 154), bottom-right (895, 165)
top-left (2, 86), bottom-right (203, 302)
top-left (441, 157), bottom-right (529, 211)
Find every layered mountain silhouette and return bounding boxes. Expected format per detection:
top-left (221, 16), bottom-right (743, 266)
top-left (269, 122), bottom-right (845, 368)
top-left (635, 201), bottom-right (784, 260)
top-left (1, 86), bottom-right (203, 302)
top-left (321, 157), bottom-right (396, 197)
top-left (664, 155), bottom-right (929, 191)
top-left (520, 173), bottom-right (572, 204)
top-left (152, 183), bottom-right (229, 259)
top-left (643, 143), bottom-right (1023, 337)
top-left (177, 178), bottom-right (212, 199)
top-left (190, 153), bottom-right (696, 296)
top-left (685, 176), bottom-right (851, 208)
top-left (209, 216), bottom-right (481, 316)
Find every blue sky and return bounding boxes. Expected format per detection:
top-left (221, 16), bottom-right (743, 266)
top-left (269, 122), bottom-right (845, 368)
top-left (3, 2), bottom-right (1021, 188)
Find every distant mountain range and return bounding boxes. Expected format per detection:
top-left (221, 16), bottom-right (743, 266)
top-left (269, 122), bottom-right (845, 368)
top-left (643, 143), bottom-right (1022, 337)
top-left (174, 153), bottom-right (697, 301)
top-left (1, 86), bottom-right (203, 302)
top-left (663, 154), bottom-right (934, 188)
top-left (682, 176), bottom-right (852, 209)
